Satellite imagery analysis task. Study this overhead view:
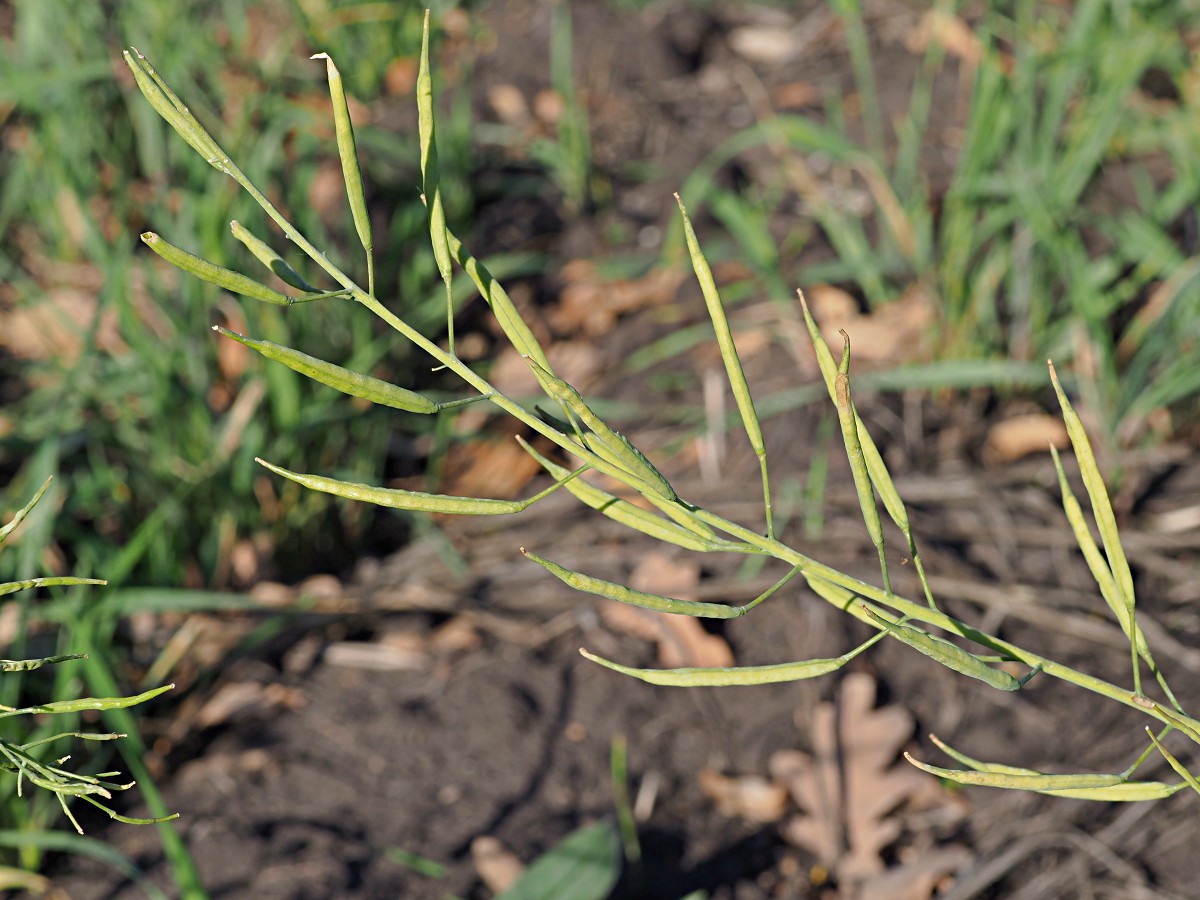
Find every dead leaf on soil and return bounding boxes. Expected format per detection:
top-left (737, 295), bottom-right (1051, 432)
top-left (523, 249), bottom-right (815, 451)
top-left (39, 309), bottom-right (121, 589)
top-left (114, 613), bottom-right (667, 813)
top-left (768, 673), bottom-right (969, 898)
top-left (599, 551), bottom-right (734, 668)
top-left (698, 768), bottom-right (790, 823)
top-left (439, 425), bottom-right (545, 505)
top-left (983, 413), bottom-right (1070, 464)
top-left (471, 836), bottom-right (524, 894)
top-left (548, 259), bottom-right (686, 336)
top-left (805, 283), bottom-right (934, 366)
top-left (905, 9), bottom-right (986, 70)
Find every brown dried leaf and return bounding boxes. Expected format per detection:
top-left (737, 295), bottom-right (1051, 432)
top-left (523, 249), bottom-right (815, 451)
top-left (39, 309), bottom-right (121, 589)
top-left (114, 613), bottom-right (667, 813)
top-left (983, 413), bottom-right (1070, 464)
top-left (698, 768), bottom-right (790, 823)
top-left (806, 283), bottom-right (934, 365)
top-left (770, 673), bottom-right (967, 893)
top-left (471, 836), bottom-right (524, 894)
top-left (548, 259), bottom-right (686, 336)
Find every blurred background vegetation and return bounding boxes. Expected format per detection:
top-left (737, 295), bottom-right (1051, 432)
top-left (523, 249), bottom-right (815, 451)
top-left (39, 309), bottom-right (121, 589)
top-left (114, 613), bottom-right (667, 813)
top-left (0, 0), bottom-right (1197, 884)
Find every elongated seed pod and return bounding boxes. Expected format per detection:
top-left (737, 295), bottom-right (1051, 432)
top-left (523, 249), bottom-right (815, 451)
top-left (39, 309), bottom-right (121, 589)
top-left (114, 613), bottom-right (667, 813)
top-left (230, 221), bottom-right (317, 291)
top-left (579, 630), bottom-right (885, 687)
top-left (256, 458), bottom-right (579, 516)
top-left (525, 359), bottom-right (676, 501)
top-left (0, 654), bottom-right (86, 673)
top-left (0, 577), bottom-right (106, 598)
top-left (445, 227), bottom-right (550, 370)
top-left (836, 332), bottom-right (891, 594)
top-left (522, 548), bottom-right (744, 619)
top-left (418, 12), bottom-right (454, 337)
top-left (676, 195), bottom-right (772, 537)
top-left (517, 436), bottom-right (741, 553)
top-left (861, 605), bottom-right (1021, 691)
top-left (0, 477), bottom-right (52, 546)
top-left (123, 49), bottom-right (226, 171)
top-left (23, 684), bottom-right (174, 716)
top-left (213, 327), bottom-right (440, 413)
top-left (925, 732), bottom-right (1188, 800)
top-left (904, 753), bottom-right (1124, 792)
top-left (312, 53), bottom-right (373, 291)
top-left (142, 233), bottom-right (294, 305)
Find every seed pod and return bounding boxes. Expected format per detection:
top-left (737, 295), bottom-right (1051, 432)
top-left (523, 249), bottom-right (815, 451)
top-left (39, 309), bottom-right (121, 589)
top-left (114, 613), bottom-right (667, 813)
top-left (123, 49), bottom-right (227, 172)
top-left (525, 358), bottom-right (677, 501)
top-left (256, 458), bottom-right (580, 516)
top-left (517, 436), bottom-right (739, 553)
top-left (142, 233), bottom-right (294, 305)
top-left (31, 684), bottom-right (174, 715)
top-left (418, 11), bottom-right (454, 336)
top-left (230, 221), bottom-right (317, 291)
top-left (312, 53), bottom-right (373, 292)
top-left (0, 576), bottom-right (106, 598)
top-left (861, 604), bottom-right (1021, 691)
top-left (579, 629), bottom-right (884, 687)
top-left (213, 327), bottom-right (440, 413)
top-left (521, 548), bottom-right (744, 619)
top-left (676, 194), bottom-right (772, 536)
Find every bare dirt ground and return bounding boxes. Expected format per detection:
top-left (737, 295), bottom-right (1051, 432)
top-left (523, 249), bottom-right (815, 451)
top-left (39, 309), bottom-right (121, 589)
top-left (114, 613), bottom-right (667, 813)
top-left (53, 2), bottom-right (1200, 898)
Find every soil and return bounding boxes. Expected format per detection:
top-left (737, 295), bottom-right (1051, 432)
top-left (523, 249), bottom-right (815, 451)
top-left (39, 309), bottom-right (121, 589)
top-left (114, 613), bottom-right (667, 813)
top-left (51, 2), bottom-right (1200, 899)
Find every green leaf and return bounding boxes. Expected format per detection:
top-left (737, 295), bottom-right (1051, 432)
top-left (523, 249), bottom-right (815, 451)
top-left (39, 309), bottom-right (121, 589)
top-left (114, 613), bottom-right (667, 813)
top-left (498, 821), bottom-right (621, 900)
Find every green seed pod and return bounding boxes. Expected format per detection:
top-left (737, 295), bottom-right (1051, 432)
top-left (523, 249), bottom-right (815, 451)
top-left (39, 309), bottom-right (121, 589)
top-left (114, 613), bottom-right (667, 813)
top-left (521, 548), bottom-right (744, 619)
top-left (525, 359), bottom-right (677, 501)
top-left (0, 576), bottom-right (106, 598)
top-left (123, 49), bottom-right (227, 172)
top-left (579, 629), bottom-right (884, 687)
top-left (905, 753), bottom-right (1127, 792)
top-left (230, 221), bottom-right (317, 291)
top-left (256, 457), bottom-right (581, 516)
top-left (517, 436), bottom-right (739, 553)
top-left (312, 53), bottom-right (373, 291)
top-left (213, 327), bottom-right (440, 413)
top-left (418, 12), bottom-right (454, 333)
top-left (30, 684), bottom-right (174, 715)
top-left (861, 605), bottom-right (1021, 691)
top-left (142, 233), bottom-right (294, 305)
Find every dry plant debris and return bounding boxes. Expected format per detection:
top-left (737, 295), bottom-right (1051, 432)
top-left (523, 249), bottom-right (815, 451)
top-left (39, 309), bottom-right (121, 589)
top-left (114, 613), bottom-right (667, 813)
top-left (767, 673), bottom-right (969, 898)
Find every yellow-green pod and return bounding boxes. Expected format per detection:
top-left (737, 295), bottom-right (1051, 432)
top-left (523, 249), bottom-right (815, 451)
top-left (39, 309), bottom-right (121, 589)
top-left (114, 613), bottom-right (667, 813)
top-left (0, 576), bottom-right (106, 598)
top-left (31, 684), bottom-right (173, 715)
top-left (142, 233), bottom-right (294, 305)
top-left (418, 11), bottom-right (454, 335)
top-left (579, 630), bottom-right (884, 687)
top-left (446, 227), bottom-right (551, 370)
top-left (312, 53), bottom-right (373, 293)
top-left (517, 437), bottom-right (738, 552)
top-left (676, 195), bottom-right (772, 537)
top-left (0, 477), bottom-right (52, 546)
top-left (905, 753), bottom-right (1128, 793)
top-left (123, 49), bottom-right (226, 171)
top-left (1049, 363), bottom-right (1135, 609)
top-left (0, 653), bottom-right (86, 673)
top-left (861, 605), bottom-right (1021, 691)
top-left (836, 331), bottom-right (890, 594)
top-left (256, 458), bottom-right (579, 516)
top-left (522, 548), bottom-right (744, 619)
top-left (213, 326), bottom-right (439, 413)
top-left (1145, 728), bottom-right (1200, 797)
top-left (230, 221), bottom-right (317, 291)
top-left (525, 359), bottom-right (676, 501)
